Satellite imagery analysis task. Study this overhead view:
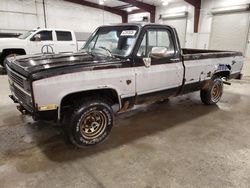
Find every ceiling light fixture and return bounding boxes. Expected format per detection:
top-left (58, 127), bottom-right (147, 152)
top-left (162, 0), bottom-right (169, 6)
top-left (130, 16), bottom-right (148, 22)
top-left (163, 2), bottom-right (169, 6)
top-left (160, 11), bottom-right (188, 19)
top-left (127, 7), bottom-right (132, 12)
top-left (211, 4), bottom-right (250, 14)
top-left (99, 0), bottom-right (104, 5)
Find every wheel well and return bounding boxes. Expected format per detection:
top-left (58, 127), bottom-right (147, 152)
top-left (1, 48), bottom-right (26, 63)
top-left (213, 71), bottom-right (230, 79)
top-left (60, 89), bottom-right (120, 118)
top-left (213, 64), bottom-right (231, 79)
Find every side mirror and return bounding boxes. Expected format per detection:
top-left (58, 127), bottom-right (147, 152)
top-left (31, 34), bottom-right (41, 41)
top-left (150, 47), bottom-right (172, 59)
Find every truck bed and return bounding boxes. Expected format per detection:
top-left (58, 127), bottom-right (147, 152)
top-left (182, 48), bottom-right (242, 61)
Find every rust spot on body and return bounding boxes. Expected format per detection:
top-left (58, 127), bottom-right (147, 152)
top-left (126, 80), bottom-right (132, 85)
top-left (118, 101), bottom-right (129, 113)
top-left (207, 71), bottom-right (211, 77)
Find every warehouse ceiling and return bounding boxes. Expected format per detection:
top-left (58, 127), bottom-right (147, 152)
top-left (64, 0), bottom-right (195, 24)
top-left (82, 0), bottom-right (184, 7)
top-left (73, 0), bottom-right (184, 11)
top-left (83, 0), bottom-right (127, 7)
top-left (138, 0), bottom-right (184, 6)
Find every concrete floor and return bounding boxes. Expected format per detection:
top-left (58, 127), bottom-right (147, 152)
top-left (0, 63), bottom-right (250, 188)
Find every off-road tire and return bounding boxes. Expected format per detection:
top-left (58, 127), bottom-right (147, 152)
top-left (200, 77), bottom-right (223, 105)
top-left (67, 98), bottom-right (113, 148)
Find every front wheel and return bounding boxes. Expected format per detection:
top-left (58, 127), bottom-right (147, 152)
top-left (200, 77), bottom-right (224, 105)
top-left (67, 99), bottom-right (113, 148)
top-left (3, 54), bottom-right (19, 69)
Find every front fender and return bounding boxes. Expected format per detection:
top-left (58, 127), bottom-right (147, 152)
top-left (60, 87), bottom-right (122, 121)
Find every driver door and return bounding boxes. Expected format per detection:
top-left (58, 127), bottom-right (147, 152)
top-left (134, 28), bottom-right (183, 103)
top-left (28, 30), bottom-right (55, 54)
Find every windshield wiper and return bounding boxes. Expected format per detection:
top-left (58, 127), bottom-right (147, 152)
top-left (98, 46), bottom-right (114, 57)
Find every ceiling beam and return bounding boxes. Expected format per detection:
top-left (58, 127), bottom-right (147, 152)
top-left (118, 0), bottom-right (156, 23)
top-left (184, 0), bottom-right (201, 33)
top-left (64, 0), bottom-right (128, 23)
top-left (114, 4), bottom-right (134, 9)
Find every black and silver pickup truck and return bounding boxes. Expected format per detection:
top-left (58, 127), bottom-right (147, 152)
top-left (6, 23), bottom-right (244, 148)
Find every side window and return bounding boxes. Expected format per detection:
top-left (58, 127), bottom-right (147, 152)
top-left (148, 30), bottom-right (174, 55)
top-left (158, 31), bottom-right (171, 48)
top-left (148, 31), bottom-right (157, 47)
top-left (36, 31), bottom-right (53, 41)
top-left (56, 31), bottom-right (72, 41)
top-left (137, 29), bottom-right (174, 58)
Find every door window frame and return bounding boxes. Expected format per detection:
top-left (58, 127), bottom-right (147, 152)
top-left (133, 25), bottom-right (181, 65)
top-left (137, 29), bottom-right (176, 58)
top-left (35, 30), bottom-right (53, 41)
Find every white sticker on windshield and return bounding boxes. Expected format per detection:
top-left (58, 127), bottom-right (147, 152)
top-left (120, 30), bottom-right (137, 36)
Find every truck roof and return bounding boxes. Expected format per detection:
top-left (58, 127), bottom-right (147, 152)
top-left (33, 28), bottom-right (74, 32)
top-left (101, 22), bottom-right (176, 30)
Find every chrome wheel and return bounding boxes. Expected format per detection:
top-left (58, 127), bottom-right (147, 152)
top-left (69, 100), bottom-right (113, 148)
top-left (79, 110), bottom-right (107, 140)
top-left (211, 81), bottom-right (223, 103)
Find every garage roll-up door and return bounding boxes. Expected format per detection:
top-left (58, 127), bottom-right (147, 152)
top-left (209, 12), bottom-right (250, 54)
top-left (162, 18), bottom-right (187, 47)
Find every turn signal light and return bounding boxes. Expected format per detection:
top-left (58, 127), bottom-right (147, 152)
top-left (38, 104), bottom-right (57, 111)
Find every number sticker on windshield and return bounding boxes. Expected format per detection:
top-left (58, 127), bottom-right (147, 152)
top-left (120, 30), bottom-right (137, 36)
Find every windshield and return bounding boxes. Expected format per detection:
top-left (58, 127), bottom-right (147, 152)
top-left (83, 26), bottom-right (139, 57)
top-left (18, 30), bottom-right (35, 39)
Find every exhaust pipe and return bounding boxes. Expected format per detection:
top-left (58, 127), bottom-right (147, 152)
top-left (223, 81), bottom-right (231, 85)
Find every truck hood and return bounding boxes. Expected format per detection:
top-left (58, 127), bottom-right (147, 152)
top-left (0, 38), bottom-right (22, 42)
top-left (0, 38), bottom-right (26, 50)
top-left (7, 51), bottom-right (126, 79)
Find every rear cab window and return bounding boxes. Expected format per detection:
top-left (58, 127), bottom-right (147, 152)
top-left (56, 31), bottom-right (72, 41)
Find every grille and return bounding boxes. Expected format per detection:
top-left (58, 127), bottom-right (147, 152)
top-left (7, 65), bottom-right (33, 111)
top-left (13, 85), bottom-right (33, 112)
top-left (13, 85), bottom-right (27, 102)
top-left (7, 67), bottom-right (25, 88)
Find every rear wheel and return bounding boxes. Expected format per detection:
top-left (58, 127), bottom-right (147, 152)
top-left (200, 77), bottom-right (223, 105)
top-left (67, 98), bottom-right (113, 148)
